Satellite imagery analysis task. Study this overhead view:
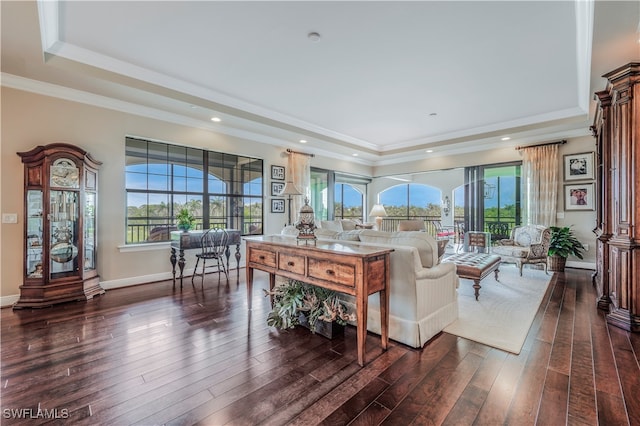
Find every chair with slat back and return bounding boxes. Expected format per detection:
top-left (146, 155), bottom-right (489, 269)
top-left (192, 228), bottom-right (229, 285)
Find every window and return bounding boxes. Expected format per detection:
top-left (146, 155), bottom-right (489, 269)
top-left (125, 138), bottom-right (263, 243)
top-left (379, 183), bottom-right (442, 218)
top-left (309, 168), bottom-right (369, 221)
top-left (334, 183), bottom-right (363, 220)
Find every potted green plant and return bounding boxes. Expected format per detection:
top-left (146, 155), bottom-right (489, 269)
top-left (547, 226), bottom-right (585, 272)
top-left (264, 280), bottom-right (355, 339)
top-left (175, 208), bottom-right (196, 232)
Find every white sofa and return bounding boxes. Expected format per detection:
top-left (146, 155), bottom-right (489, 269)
top-left (280, 226), bottom-right (459, 348)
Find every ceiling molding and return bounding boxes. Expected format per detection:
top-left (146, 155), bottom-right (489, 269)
top-left (1, 72), bottom-right (377, 165)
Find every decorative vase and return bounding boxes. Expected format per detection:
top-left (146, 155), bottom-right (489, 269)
top-left (177, 224), bottom-right (191, 232)
top-left (547, 254), bottom-right (566, 272)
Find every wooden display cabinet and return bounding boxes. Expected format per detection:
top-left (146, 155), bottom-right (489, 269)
top-left (592, 62), bottom-right (639, 332)
top-left (15, 143), bottom-right (104, 308)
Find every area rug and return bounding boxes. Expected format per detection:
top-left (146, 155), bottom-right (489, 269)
top-left (443, 265), bottom-right (552, 354)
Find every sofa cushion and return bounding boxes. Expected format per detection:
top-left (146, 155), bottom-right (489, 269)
top-left (340, 219), bottom-right (358, 231)
top-left (314, 228), bottom-right (340, 239)
top-left (358, 230), bottom-right (437, 268)
top-left (492, 245), bottom-right (529, 259)
top-left (335, 230), bottom-right (362, 241)
top-left (320, 220), bottom-right (343, 231)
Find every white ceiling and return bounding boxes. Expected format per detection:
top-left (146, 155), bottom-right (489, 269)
top-left (2, 1), bottom-right (639, 165)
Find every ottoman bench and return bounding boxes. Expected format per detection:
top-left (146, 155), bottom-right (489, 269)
top-left (443, 252), bottom-right (501, 300)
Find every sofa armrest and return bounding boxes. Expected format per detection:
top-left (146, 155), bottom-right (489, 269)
top-left (496, 238), bottom-right (515, 246)
top-left (415, 262), bottom-right (457, 280)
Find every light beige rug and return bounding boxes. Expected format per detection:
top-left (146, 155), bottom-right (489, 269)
top-left (443, 264), bottom-right (552, 354)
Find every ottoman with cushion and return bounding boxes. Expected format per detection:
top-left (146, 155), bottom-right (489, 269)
top-left (443, 252), bottom-right (501, 300)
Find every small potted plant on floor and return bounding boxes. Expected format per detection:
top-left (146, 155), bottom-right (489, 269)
top-left (176, 208), bottom-right (196, 232)
top-left (264, 279), bottom-right (355, 339)
top-left (547, 226), bottom-right (585, 272)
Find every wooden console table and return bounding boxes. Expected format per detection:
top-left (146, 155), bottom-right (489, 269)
top-left (170, 229), bottom-right (241, 287)
top-left (244, 235), bottom-right (393, 367)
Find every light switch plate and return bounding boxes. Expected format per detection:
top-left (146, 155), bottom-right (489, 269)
top-left (2, 213), bottom-right (18, 224)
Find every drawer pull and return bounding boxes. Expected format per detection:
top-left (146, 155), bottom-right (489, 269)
top-left (287, 261), bottom-right (295, 266)
top-left (326, 269), bottom-right (335, 275)
top-left (259, 255), bottom-right (265, 260)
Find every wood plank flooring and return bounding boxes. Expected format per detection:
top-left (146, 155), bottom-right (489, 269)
top-left (1, 267), bottom-right (639, 425)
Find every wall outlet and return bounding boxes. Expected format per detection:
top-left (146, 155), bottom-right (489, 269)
top-left (2, 213), bottom-right (18, 224)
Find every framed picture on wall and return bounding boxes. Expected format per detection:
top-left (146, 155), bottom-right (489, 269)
top-left (271, 165), bottom-right (285, 180)
top-left (564, 182), bottom-right (595, 211)
top-left (271, 181), bottom-right (285, 196)
top-left (271, 198), bottom-right (285, 213)
top-left (564, 152), bottom-right (594, 181)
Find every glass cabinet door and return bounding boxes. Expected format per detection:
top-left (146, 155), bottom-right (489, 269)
top-left (26, 190), bottom-right (43, 278)
top-left (49, 190), bottom-right (80, 279)
top-left (84, 192), bottom-right (96, 270)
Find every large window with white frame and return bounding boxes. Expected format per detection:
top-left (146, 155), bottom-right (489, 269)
top-left (125, 137), bottom-right (263, 243)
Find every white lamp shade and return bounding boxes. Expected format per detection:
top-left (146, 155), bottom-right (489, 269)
top-left (279, 181), bottom-right (302, 196)
top-left (368, 204), bottom-right (387, 217)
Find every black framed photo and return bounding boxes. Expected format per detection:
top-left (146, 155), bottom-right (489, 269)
top-left (271, 165), bottom-right (285, 180)
top-left (564, 152), bottom-right (594, 181)
top-left (564, 182), bottom-right (595, 211)
top-left (271, 198), bottom-right (285, 213)
top-left (271, 181), bottom-right (285, 196)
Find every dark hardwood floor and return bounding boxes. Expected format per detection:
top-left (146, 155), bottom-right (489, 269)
top-left (1, 268), bottom-right (639, 425)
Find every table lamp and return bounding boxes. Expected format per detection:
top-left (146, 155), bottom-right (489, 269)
top-left (279, 181), bottom-right (302, 225)
top-left (368, 203), bottom-right (387, 230)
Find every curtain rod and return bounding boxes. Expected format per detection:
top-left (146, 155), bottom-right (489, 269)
top-left (515, 139), bottom-right (566, 150)
top-left (286, 148), bottom-right (315, 157)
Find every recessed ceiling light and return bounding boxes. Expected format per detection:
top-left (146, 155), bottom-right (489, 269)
top-left (211, 117), bottom-right (221, 122)
top-left (308, 32), bottom-right (321, 42)
top-left (352, 153), bottom-right (358, 157)
top-left (425, 149), bottom-right (433, 153)
top-left (299, 139), bottom-right (307, 144)
top-left (501, 136), bottom-right (511, 141)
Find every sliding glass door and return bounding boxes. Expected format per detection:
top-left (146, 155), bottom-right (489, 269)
top-left (465, 162), bottom-right (521, 242)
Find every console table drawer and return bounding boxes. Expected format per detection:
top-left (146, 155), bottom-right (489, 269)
top-left (249, 248), bottom-right (277, 268)
top-left (308, 258), bottom-right (355, 287)
top-left (278, 253), bottom-right (305, 275)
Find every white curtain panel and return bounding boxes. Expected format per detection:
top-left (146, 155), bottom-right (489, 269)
top-left (521, 144), bottom-right (559, 227)
top-left (287, 152), bottom-right (310, 220)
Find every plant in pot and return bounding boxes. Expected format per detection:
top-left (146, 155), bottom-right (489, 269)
top-left (175, 208), bottom-right (196, 232)
top-left (547, 226), bottom-right (585, 272)
top-left (264, 279), bottom-right (355, 339)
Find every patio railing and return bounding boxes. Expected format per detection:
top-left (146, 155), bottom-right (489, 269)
top-left (126, 217), bottom-right (262, 243)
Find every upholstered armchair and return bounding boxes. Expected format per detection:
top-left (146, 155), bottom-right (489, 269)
top-left (492, 225), bottom-right (551, 276)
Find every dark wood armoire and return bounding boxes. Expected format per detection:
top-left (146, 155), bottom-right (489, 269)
top-left (591, 62), bottom-right (639, 332)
